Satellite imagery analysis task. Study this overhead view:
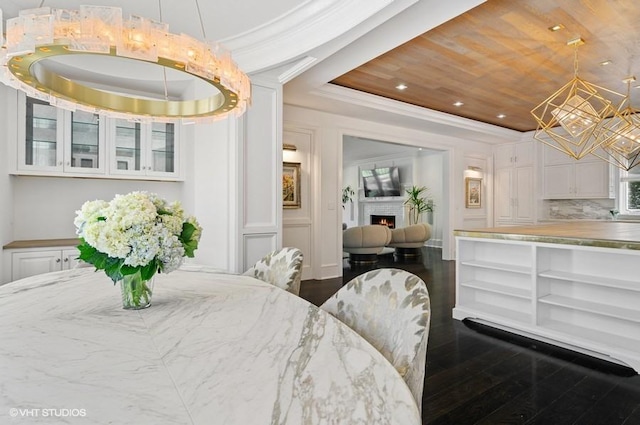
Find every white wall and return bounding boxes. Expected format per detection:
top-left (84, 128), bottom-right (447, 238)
top-left (284, 103), bottom-right (498, 280)
top-left (0, 84), bottom-right (13, 282)
top-left (415, 152), bottom-right (444, 247)
top-left (11, 177), bottom-right (185, 240)
top-left (184, 118), bottom-right (238, 272)
top-left (239, 80), bottom-right (283, 272)
top-left (461, 156), bottom-right (491, 229)
top-left (282, 126), bottom-right (314, 280)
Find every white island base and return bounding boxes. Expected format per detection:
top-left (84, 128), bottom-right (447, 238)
top-left (454, 222), bottom-right (640, 374)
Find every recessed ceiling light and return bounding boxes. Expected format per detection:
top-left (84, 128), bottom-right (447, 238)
top-left (396, 83), bottom-right (408, 90)
top-left (548, 24), bottom-right (565, 32)
top-left (453, 101), bottom-right (464, 107)
top-left (497, 114), bottom-right (506, 119)
top-left (600, 60), bottom-right (613, 66)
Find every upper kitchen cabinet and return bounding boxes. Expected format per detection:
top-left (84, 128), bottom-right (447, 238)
top-left (494, 142), bottom-right (535, 225)
top-left (17, 95), bottom-right (105, 175)
top-left (14, 94), bottom-right (183, 181)
top-left (108, 119), bottom-right (180, 179)
top-left (542, 145), bottom-right (614, 199)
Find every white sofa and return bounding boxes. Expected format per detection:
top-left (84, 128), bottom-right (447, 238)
top-left (388, 223), bottom-right (431, 258)
top-left (343, 225), bottom-right (392, 264)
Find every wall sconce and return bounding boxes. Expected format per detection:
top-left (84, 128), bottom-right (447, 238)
top-left (283, 144), bottom-right (297, 151)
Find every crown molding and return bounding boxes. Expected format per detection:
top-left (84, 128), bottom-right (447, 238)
top-left (223, 0), bottom-right (394, 73)
top-left (309, 84), bottom-right (522, 143)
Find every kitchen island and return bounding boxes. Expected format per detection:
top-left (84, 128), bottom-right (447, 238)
top-left (454, 221), bottom-right (640, 373)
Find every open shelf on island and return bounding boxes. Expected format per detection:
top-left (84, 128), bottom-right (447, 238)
top-left (461, 280), bottom-right (530, 299)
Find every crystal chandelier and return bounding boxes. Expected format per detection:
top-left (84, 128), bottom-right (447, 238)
top-left (531, 37), bottom-right (626, 160)
top-left (0, 4), bottom-right (251, 123)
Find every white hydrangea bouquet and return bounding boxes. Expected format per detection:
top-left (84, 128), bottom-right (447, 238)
top-left (74, 191), bottom-right (202, 308)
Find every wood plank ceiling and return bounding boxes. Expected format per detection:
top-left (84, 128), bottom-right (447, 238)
top-left (332, 0), bottom-right (640, 132)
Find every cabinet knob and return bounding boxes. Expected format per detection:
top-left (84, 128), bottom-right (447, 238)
top-left (56, 258), bottom-right (61, 263)
top-left (64, 258), bottom-right (69, 262)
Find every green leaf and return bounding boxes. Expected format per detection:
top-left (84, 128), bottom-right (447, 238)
top-left (140, 261), bottom-right (158, 281)
top-left (104, 257), bottom-right (125, 283)
top-left (77, 241), bottom-right (97, 261)
top-left (180, 222), bottom-right (199, 257)
top-left (183, 240), bottom-right (198, 257)
top-left (180, 222), bottom-right (196, 242)
top-left (120, 265), bottom-right (139, 276)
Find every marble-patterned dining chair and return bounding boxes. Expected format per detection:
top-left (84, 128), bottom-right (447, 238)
top-left (243, 247), bottom-right (304, 295)
top-left (320, 268), bottom-right (431, 412)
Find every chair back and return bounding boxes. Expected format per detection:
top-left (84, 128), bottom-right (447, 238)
top-left (243, 247), bottom-right (304, 295)
top-left (320, 268), bottom-right (430, 411)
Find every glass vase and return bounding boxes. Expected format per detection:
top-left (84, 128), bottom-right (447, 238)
top-left (119, 271), bottom-right (154, 310)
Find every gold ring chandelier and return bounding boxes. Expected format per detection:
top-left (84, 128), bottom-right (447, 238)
top-left (0, 5), bottom-right (251, 123)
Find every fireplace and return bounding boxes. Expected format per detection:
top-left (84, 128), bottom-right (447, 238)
top-left (371, 214), bottom-right (396, 229)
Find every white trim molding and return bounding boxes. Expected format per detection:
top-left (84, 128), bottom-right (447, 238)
top-left (223, 0), bottom-right (395, 73)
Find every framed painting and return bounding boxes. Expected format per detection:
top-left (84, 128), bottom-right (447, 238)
top-left (465, 177), bottom-right (482, 208)
top-left (283, 162), bottom-right (301, 209)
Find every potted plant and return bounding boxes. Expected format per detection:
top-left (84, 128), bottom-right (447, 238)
top-left (342, 185), bottom-right (355, 209)
top-left (404, 185), bottom-right (434, 225)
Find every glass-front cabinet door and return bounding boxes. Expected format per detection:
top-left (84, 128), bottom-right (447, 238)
top-left (20, 96), bottom-right (64, 171)
top-left (64, 110), bottom-right (105, 174)
top-left (148, 123), bottom-right (176, 175)
top-left (109, 120), bottom-right (179, 178)
top-left (111, 119), bottom-right (143, 174)
top-left (17, 93), bottom-right (181, 180)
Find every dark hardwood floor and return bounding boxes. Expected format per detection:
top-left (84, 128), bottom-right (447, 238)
top-left (300, 248), bottom-right (640, 425)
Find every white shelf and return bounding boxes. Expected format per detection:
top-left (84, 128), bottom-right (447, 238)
top-left (540, 320), bottom-right (640, 353)
top-left (538, 294), bottom-right (640, 323)
top-left (454, 304), bottom-right (531, 324)
top-left (461, 280), bottom-right (530, 299)
top-left (459, 260), bottom-right (531, 275)
top-left (456, 236), bottom-right (640, 373)
top-left (538, 270), bottom-right (640, 293)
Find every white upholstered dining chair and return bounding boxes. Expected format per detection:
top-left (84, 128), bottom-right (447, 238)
top-left (320, 268), bottom-right (431, 412)
top-left (243, 247), bottom-right (304, 295)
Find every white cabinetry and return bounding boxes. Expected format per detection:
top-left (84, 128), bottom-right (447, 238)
top-left (11, 247), bottom-right (80, 281)
top-left (17, 96), bottom-right (106, 175)
top-left (542, 145), bottom-right (613, 199)
top-left (108, 119), bottom-right (180, 179)
top-left (494, 142), bottom-right (534, 225)
top-left (455, 237), bottom-right (640, 373)
top-left (14, 94), bottom-right (182, 181)
top-left (456, 238), bottom-right (534, 323)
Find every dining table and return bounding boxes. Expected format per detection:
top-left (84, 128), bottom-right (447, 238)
top-left (0, 267), bottom-right (421, 424)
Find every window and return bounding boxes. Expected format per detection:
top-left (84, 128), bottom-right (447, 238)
top-left (620, 164), bottom-right (640, 214)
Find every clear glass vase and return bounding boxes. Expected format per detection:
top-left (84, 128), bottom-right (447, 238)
top-left (119, 271), bottom-right (154, 310)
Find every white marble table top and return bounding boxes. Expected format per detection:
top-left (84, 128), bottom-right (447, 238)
top-left (0, 268), bottom-right (421, 424)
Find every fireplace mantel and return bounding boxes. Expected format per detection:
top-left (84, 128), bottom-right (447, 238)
top-left (361, 199), bottom-right (407, 228)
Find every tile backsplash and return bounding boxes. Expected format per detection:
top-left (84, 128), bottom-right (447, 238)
top-left (544, 199), bottom-right (615, 220)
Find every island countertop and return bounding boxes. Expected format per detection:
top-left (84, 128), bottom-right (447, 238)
top-left (454, 221), bottom-right (640, 250)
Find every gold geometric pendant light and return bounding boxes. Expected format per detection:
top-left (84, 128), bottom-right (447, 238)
top-left (592, 77), bottom-right (640, 171)
top-left (531, 38), bottom-right (627, 160)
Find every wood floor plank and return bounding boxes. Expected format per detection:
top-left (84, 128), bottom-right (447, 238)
top-left (299, 247), bottom-right (640, 425)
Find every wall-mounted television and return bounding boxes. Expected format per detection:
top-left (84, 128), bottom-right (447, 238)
top-left (362, 167), bottom-right (401, 197)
